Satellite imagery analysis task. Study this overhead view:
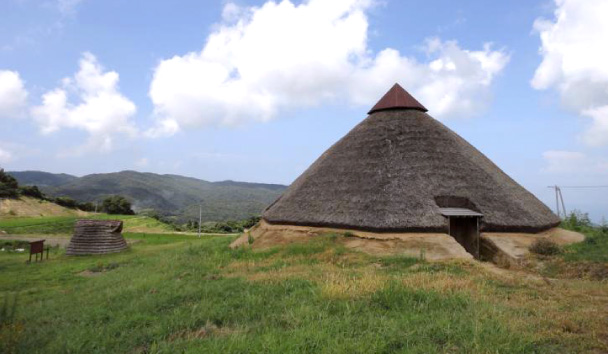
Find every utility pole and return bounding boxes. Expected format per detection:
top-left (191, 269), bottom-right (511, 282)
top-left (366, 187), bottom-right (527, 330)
top-left (198, 202), bottom-right (202, 238)
top-left (547, 185), bottom-right (608, 219)
top-left (547, 185), bottom-right (566, 218)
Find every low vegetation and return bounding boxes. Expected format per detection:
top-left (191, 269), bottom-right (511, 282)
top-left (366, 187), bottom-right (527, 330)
top-left (181, 216), bottom-right (261, 234)
top-left (560, 210), bottom-right (608, 263)
top-left (521, 211), bottom-right (608, 282)
top-left (0, 209), bottom-right (606, 352)
top-left (0, 224), bottom-right (607, 353)
top-left (529, 238), bottom-right (562, 256)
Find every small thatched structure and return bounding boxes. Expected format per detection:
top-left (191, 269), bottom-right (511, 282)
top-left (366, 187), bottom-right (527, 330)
top-left (232, 84), bottom-right (575, 261)
top-left (66, 220), bottom-right (127, 256)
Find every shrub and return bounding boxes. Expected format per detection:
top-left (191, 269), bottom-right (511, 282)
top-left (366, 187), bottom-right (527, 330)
top-left (242, 216), bottom-right (261, 229)
top-left (529, 238), bottom-right (562, 256)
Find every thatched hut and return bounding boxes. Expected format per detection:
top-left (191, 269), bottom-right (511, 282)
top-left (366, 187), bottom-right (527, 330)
top-left (231, 84), bottom-right (582, 261)
top-left (66, 219), bottom-right (127, 256)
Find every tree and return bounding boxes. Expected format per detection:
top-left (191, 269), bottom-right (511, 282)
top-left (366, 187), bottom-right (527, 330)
top-left (77, 202), bottom-right (96, 212)
top-left (101, 195), bottom-right (134, 215)
top-left (563, 210), bottom-right (592, 230)
top-left (54, 196), bottom-right (78, 209)
top-left (0, 169), bottom-right (19, 199)
top-left (19, 185), bottom-right (45, 199)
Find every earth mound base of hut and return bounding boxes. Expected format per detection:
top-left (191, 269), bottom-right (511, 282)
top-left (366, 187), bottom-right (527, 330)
top-left (66, 219), bottom-right (128, 256)
top-left (480, 228), bottom-right (584, 265)
top-left (231, 220), bottom-right (473, 261)
top-left (230, 220), bottom-right (584, 263)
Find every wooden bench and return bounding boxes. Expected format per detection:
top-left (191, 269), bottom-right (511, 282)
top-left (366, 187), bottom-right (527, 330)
top-left (28, 240), bottom-right (49, 263)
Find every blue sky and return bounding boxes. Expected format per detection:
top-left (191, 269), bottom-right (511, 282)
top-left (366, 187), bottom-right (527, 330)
top-left (0, 0), bottom-right (607, 221)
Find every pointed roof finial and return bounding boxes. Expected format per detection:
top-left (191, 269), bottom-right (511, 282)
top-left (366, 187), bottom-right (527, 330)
top-left (368, 83), bottom-right (428, 114)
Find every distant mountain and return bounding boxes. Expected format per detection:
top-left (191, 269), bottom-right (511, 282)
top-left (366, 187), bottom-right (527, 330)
top-left (9, 171), bottom-right (78, 187)
top-left (9, 170), bottom-right (287, 222)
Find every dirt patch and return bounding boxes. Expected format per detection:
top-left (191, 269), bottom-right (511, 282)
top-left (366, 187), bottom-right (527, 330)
top-left (0, 235), bottom-right (140, 249)
top-left (78, 262), bottom-right (121, 277)
top-left (231, 220), bottom-right (473, 261)
top-left (78, 270), bottom-right (104, 277)
top-left (0, 235), bottom-right (71, 247)
top-left (481, 228), bottom-right (585, 265)
top-left (167, 321), bottom-right (243, 342)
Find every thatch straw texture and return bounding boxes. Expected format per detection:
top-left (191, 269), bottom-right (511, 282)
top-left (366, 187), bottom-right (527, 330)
top-left (264, 109), bottom-right (559, 233)
top-left (66, 219), bottom-right (127, 255)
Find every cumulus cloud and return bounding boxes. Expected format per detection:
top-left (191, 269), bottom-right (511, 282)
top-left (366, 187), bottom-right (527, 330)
top-left (0, 147), bottom-right (13, 164)
top-left (0, 70), bottom-right (28, 119)
top-left (149, 0), bottom-right (509, 134)
top-left (349, 38), bottom-right (509, 118)
top-left (31, 53), bottom-right (137, 152)
top-left (542, 150), bottom-right (608, 174)
top-left (532, 0), bottom-right (608, 146)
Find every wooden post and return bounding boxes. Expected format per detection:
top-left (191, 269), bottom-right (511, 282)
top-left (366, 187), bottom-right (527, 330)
top-left (476, 217), bottom-right (480, 259)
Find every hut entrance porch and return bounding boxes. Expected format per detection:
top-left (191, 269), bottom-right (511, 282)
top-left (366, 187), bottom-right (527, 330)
top-left (439, 207), bottom-right (483, 259)
top-left (448, 217), bottom-right (480, 259)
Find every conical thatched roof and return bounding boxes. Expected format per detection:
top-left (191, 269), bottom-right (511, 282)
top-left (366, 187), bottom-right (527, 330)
top-left (263, 84), bottom-right (559, 233)
top-left (66, 219), bottom-right (127, 255)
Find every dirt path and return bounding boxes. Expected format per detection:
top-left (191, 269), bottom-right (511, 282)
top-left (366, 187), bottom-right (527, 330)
top-left (0, 234), bottom-right (139, 248)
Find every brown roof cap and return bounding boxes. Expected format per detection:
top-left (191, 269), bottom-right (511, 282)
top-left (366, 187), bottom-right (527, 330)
top-left (368, 83), bottom-right (428, 114)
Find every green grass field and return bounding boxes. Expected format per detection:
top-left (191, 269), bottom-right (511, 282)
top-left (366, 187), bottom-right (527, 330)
top-left (0, 214), bottom-right (175, 235)
top-left (1, 229), bottom-right (607, 353)
top-left (562, 225), bottom-right (608, 263)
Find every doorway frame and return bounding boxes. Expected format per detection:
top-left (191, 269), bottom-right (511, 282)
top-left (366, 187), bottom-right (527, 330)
top-left (447, 215), bottom-right (481, 259)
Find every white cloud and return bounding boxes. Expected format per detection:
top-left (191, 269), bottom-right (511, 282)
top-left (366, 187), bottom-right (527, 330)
top-left (349, 39), bottom-right (509, 118)
top-left (144, 118), bottom-right (179, 138)
top-left (135, 157), bottom-right (149, 168)
top-left (0, 70), bottom-right (28, 119)
top-left (31, 52), bottom-right (137, 152)
top-left (542, 150), bottom-right (608, 174)
top-left (532, 0), bottom-right (608, 146)
top-left (149, 0), bottom-right (509, 134)
top-left (0, 147), bottom-right (13, 164)
top-left (56, 0), bottom-right (84, 16)
top-left (581, 106), bottom-right (608, 147)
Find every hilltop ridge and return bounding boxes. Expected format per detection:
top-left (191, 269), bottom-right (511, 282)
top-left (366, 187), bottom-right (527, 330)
top-left (9, 170), bottom-right (286, 222)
